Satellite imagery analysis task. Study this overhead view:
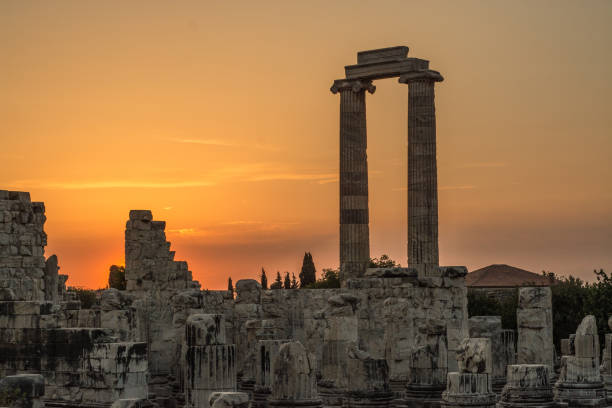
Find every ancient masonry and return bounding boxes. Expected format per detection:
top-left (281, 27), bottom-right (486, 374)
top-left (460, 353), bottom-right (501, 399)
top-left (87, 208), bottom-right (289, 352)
top-left (1, 45), bottom-right (609, 408)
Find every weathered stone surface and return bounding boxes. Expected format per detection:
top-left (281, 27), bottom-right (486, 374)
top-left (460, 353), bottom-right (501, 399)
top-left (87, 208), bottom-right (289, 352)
top-left (186, 313), bottom-right (226, 346)
top-left (209, 392), bottom-right (249, 408)
top-left (456, 338), bottom-right (492, 374)
top-left (270, 341), bottom-right (320, 405)
top-left (236, 279), bottom-right (261, 304)
top-left (516, 287), bottom-right (554, 372)
top-left (441, 372), bottom-right (495, 407)
top-left (498, 364), bottom-right (556, 407)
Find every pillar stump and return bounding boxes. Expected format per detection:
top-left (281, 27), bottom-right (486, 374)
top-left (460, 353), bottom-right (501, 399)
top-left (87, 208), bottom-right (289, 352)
top-left (268, 341), bottom-right (322, 408)
top-left (184, 314), bottom-right (236, 408)
top-left (497, 365), bottom-right (560, 407)
top-left (253, 339), bottom-right (290, 408)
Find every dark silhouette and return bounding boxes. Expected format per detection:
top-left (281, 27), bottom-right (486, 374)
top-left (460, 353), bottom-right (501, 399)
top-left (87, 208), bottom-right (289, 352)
top-left (271, 271), bottom-right (283, 289)
top-left (291, 273), bottom-right (298, 289)
top-left (299, 252), bottom-right (316, 287)
top-left (260, 267), bottom-right (268, 289)
top-left (228, 277), bottom-right (233, 293)
top-left (283, 272), bottom-right (291, 289)
top-left (108, 265), bottom-right (126, 290)
top-left (369, 254), bottom-right (399, 268)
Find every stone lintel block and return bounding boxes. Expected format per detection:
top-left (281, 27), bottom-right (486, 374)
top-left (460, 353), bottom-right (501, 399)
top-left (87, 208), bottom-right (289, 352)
top-left (151, 220), bottom-right (166, 230)
top-left (345, 58), bottom-right (429, 81)
top-left (128, 210), bottom-right (153, 222)
top-left (357, 46), bottom-right (409, 64)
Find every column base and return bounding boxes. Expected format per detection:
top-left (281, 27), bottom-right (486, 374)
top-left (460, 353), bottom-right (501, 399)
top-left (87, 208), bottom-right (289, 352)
top-left (346, 391), bottom-right (393, 408)
top-left (268, 399), bottom-right (323, 408)
top-left (252, 386), bottom-right (271, 408)
top-left (399, 384), bottom-right (445, 408)
top-left (553, 382), bottom-right (606, 407)
top-left (317, 386), bottom-right (345, 408)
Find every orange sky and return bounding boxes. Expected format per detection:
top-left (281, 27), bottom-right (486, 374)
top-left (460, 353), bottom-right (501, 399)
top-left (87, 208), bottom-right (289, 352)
top-left (2, 1), bottom-right (611, 289)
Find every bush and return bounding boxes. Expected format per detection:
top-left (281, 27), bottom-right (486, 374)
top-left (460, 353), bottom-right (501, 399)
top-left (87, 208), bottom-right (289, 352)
top-left (467, 291), bottom-right (517, 331)
top-left (108, 265), bottom-right (126, 290)
top-left (303, 268), bottom-right (340, 289)
top-left (67, 287), bottom-right (97, 309)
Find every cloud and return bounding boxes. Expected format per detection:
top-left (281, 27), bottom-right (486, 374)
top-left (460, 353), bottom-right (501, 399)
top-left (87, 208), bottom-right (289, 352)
top-left (163, 206), bottom-right (173, 210)
top-left (166, 138), bottom-right (280, 151)
top-left (7, 180), bottom-right (215, 190)
top-left (458, 162), bottom-right (507, 169)
top-left (167, 228), bottom-right (196, 234)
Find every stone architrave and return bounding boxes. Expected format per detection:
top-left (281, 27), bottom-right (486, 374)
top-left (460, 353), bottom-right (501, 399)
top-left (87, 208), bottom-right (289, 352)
top-left (516, 287), bottom-right (554, 372)
top-left (554, 315), bottom-right (606, 407)
top-left (268, 341), bottom-right (322, 408)
top-left (441, 338), bottom-right (496, 408)
top-left (398, 70), bottom-right (444, 277)
top-left (331, 79), bottom-right (375, 283)
top-left (497, 364), bottom-right (559, 407)
top-left (184, 314), bottom-right (236, 408)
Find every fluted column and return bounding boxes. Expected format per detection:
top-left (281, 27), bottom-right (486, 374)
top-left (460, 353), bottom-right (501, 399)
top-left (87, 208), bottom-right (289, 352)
top-left (399, 70), bottom-right (443, 276)
top-left (331, 79), bottom-right (375, 283)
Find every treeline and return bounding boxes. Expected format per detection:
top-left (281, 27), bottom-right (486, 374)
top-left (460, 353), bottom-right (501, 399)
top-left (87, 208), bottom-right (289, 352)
top-left (468, 269), bottom-right (612, 350)
top-left (228, 253), bottom-right (400, 291)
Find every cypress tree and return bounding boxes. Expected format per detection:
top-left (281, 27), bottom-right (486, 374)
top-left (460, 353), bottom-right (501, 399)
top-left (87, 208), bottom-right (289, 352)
top-left (299, 252), bottom-right (317, 287)
top-left (228, 277), bottom-right (233, 293)
top-left (271, 271), bottom-right (283, 289)
top-left (284, 272), bottom-right (291, 289)
top-left (261, 267), bottom-right (268, 289)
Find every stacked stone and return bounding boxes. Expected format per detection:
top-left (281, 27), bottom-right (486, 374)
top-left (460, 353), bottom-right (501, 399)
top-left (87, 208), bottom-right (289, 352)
top-left (499, 330), bottom-right (515, 375)
top-left (184, 314), bottom-right (236, 408)
top-left (346, 347), bottom-right (393, 408)
top-left (0, 373), bottom-right (45, 408)
top-left (253, 339), bottom-right (291, 408)
top-left (497, 365), bottom-right (559, 407)
top-left (553, 315), bottom-right (606, 407)
top-left (268, 341), bottom-right (322, 408)
top-left (602, 316), bottom-right (612, 405)
top-left (383, 296), bottom-right (413, 397)
top-left (42, 328), bottom-right (148, 404)
top-left (319, 294), bottom-right (359, 408)
top-left (330, 79), bottom-right (376, 282)
top-left (403, 317), bottom-right (448, 407)
top-left (516, 287), bottom-right (554, 373)
top-left (125, 210), bottom-right (200, 294)
top-left (0, 190), bottom-right (48, 302)
top-left (468, 317), bottom-right (507, 394)
top-left (441, 338), bottom-right (496, 408)
top-left (398, 70), bottom-right (443, 278)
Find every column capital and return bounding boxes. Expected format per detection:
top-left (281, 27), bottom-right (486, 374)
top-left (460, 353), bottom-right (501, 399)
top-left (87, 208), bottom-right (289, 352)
top-left (330, 79), bottom-right (376, 95)
top-left (398, 69), bottom-right (444, 84)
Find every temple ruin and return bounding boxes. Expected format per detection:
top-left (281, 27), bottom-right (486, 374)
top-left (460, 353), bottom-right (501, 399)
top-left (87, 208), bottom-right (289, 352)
top-left (1, 46), bottom-right (610, 408)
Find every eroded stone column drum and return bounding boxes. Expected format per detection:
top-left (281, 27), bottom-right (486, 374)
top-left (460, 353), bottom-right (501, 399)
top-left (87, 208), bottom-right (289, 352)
top-left (331, 80), bottom-right (375, 282)
top-left (185, 345), bottom-right (236, 408)
top-left (403, 77), bottom-right (441, 276)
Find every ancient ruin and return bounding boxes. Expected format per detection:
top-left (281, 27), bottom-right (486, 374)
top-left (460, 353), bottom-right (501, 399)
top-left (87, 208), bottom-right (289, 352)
top-left (1, 46), bottom-right (610, 408)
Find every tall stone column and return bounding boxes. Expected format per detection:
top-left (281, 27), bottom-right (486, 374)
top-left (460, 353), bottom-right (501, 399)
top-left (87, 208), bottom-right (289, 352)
top-left (331, 79), bottom-right (375, 282)
top-left (399, 70), bottom-right (443, 276)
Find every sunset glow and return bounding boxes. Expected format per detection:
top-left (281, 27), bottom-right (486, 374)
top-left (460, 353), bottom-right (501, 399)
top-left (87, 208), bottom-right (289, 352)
top-left (2, 1), bottom-right (611, 289)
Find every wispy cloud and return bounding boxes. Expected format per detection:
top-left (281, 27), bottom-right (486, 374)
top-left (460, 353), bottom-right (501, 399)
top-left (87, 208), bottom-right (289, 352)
top-left (163, 206), bottom-right (173, 210)
top-left (458, 162), bottom-right (507, 169)
top-left (166, 137), bottom-right (280, 151)
top-left (6, 180), bottom-right (214, 190)
top-left (167, 228), bottom-right (196, 234)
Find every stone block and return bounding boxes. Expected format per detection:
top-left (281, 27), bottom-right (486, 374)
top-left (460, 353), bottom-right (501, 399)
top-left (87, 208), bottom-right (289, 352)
top-left (0, 373), bottom-right (44, 397)
top-left (557, 355), bottom-right (601, 384)
top-left (518, 286), bottom-right (551, 309)
top-left (186, 314), bottom-right (226, 346)
top-left (456, 338), bottom-right (492, 374)
top-left (129, 210), bottom-right (153, 222)
top-left (209, 392), bottom-right (249, 408)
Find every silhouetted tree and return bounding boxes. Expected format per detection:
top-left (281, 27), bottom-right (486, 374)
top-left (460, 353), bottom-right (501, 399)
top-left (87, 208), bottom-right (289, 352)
top-left (291, 273), bottom-right (298, 289)
top-left (271, 271), bottom-right (283, 290)
top-left (108, 265), bottom-right (126, 290)
top-left (299, 252), bottom-right (316, 287)
top-left (369, 254), bottom-right (399, 268)
top-left (284, 272), bottom-right (291, 289)
top-left (228, 277), bottom-right (233, 293)
top-left (303, 268), bottom-right (340, 289)
top-left (260, 268), bottom-right (268, 289)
